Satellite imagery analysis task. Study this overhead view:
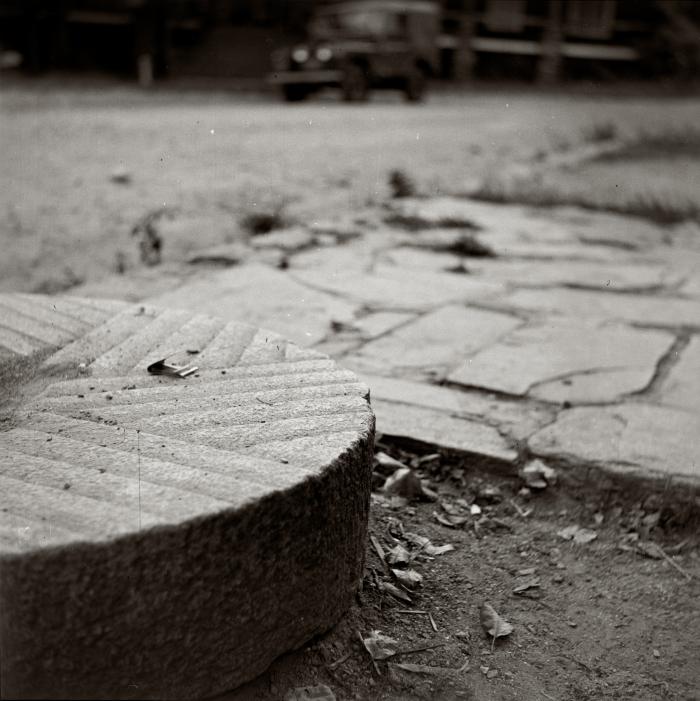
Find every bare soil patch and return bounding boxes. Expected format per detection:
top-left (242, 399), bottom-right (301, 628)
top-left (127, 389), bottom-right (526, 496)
top-left (222, 442), bottom-right (699, 701)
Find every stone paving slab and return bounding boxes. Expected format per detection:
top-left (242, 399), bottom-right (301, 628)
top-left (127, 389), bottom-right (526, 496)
top-left (372, 399), bottom-right (517, 468)
top-left (380, 247), bottom-right (676, 292)
top-left (448, 319), bottom-right (674, 403)
top-left (658, 335), bottom-right (700, 413)
top-left (360, 373), bottom-right (553, 441)
top-left (0, 293), bottom-right (374, 700)
top-left (351, 304), bottom-right (520, 380)
top-left (528, 403), bottom-right (700, 487)
top-left (290, 265), bottom-right (503, 311)
top-left (496, 287), bottom-right (700, 328)
top-left (61, 196), bottom-right (700, 507)
top-left (146, 263), bottom-right (358, 347)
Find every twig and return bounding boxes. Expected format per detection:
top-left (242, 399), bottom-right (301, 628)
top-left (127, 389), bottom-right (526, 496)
top-left (394, 641), bottom-right (445, 657)
top-left (541, 693), bottom-right (556, 701)
top-left (509, 498), bottom-right (532, 518)
top-left (358, 632), bottom-right (380, 675)
top-left (428, 611), bottom-right (438, 632)
top-left (327, 651), bottom-right (352, 671)
top-left (653, 542), bottom-right (693, 580)
top-left (458, 658), bottom-right (470, 673)
top-left (395, 609), bottom-right (438, 632)
top-left (370, 535), bottom-right (387, 567)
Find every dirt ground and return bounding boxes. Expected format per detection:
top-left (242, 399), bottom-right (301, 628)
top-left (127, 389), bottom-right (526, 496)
top-left (2, 83), bottom-right (700, 293)
top-left (2, 83), bottom-right (700, 700)
top-left (221, 441), bottom-right (699, 701)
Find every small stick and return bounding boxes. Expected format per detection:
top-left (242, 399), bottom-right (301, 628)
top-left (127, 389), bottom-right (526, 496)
top-left (358, 632), bottom-right (380, 675)
top-left (394, 641), bottom-right (445, 657)
top-left (327, 651), bottom-right (352, 670)
top-left (509, 498), bottom-right (532, 518)
top-left (396, 609), bottom-right (427, 615)
top-left (653, 543), bottom-right (693, 580)
top-left (370, 535), bottom-right (386, 566)
top-left (458, 658), bottom-right (470, 673)
top-left (428, 611), bottom-right (438, 632)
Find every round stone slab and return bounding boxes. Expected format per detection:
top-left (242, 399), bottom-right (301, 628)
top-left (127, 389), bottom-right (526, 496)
top-left (0, 294), bottom-right (374, 700)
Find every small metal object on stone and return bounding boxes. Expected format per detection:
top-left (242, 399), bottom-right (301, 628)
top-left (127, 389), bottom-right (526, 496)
top-left (146, 356), bottom-right (198, 377)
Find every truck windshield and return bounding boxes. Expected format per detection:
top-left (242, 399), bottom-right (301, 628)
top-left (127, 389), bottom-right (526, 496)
top-left (310, 10), bottom-right (405, 39)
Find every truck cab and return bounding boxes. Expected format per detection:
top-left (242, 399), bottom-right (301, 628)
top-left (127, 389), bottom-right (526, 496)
top-left (269, 1), bottom-right (440, 102)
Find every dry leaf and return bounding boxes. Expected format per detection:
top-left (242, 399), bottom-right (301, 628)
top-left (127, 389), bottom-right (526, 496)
top-left (383, 467), bottom-right (425, 500)
top-left (512, 577), bottom-right (541, 594)
top-left (636, 541), bottom-right (663, 560)
top-left (480, 603), bottom-right (513, 650)
top-left (380, 580), bottom-right (412, 603)
top-left (427, 543), bottom-right (455, 556)
top-left (433, 511), bottom-right (468, 528)
top-left (390, 662), bottom-right (446, 675)
top-left (521, 460), bottom-right (557, 489)
top-left (402, 532), bottom-right (454, 556)
top-left (440, 501), bottom-right (463, 517)
top-left (374, 451), bottom-right (407, 474)
top-left (558, 524), bottom-right (597, 544)
top-left (391, 568), bottom-right (423, 589)
top-left (362, 630), bottom-right (399, 660)
top-left (573, 529), bottom-right (597, 544)
top-left (386, 544), bottom-right (411, 566)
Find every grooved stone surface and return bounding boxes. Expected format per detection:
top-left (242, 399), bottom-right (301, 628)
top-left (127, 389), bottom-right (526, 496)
top-left (0, 293), bottom-right (374, 700)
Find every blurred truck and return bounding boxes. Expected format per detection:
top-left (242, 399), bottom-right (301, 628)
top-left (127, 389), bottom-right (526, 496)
top-left (269, 0), bottom-right (441, 102)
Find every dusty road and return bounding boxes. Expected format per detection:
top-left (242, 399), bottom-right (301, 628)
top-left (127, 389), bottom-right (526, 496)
top-left (2, 85), bottom-right (699, 292)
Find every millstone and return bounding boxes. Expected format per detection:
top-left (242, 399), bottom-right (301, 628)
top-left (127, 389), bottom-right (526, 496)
top-left (0, 293), bottom-right (374, 700)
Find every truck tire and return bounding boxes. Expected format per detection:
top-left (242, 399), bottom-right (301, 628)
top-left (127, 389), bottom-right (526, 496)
top-left (403, 66), bottom-right (426, 102)
top-left (283, 85), bottom-right (309, 102)
top-left (341, 64), bottom-right (368, 102)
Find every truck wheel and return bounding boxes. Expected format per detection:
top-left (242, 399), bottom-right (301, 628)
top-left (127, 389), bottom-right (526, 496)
top-left (282, 85), bottom-right (309, 102)
top-left (342, 64), bottom-right (368, 102)
top-left (403, 66), bottom-right (426, 102)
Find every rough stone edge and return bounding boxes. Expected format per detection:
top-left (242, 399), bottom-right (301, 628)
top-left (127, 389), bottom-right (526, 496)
top-left (0, 416), bottom-right (375, 700)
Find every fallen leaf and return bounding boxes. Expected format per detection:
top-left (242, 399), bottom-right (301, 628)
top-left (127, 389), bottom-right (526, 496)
top-left (573, 529), bottom-right (597, 544)
top-left (477, 485), bottom-right (502, 503)
top-left (374, 451), bottom-right (407, 475)
top-left (636, 541), bottom-right (663, 560)
top-left (520, 459), bottom-right (557, 489)
top-left (558, 524), bottom-right (597, 544)
top-left (402, 532), bottom-right (454, 556)
top-left (362, 631), bottom-right (399, 660)
top-left (480, 603), bottom-right (513, 651)
top-left (427, 543), bottom-right (455, 556)
top-left (390, 662), bottom-right (445, 674)
top-left (380, 580), bottom-right (412, 603)
top-left (433, 511), bottom-right (469, 528)
top-left (487, 669), bottom-right (499, 679)
top-left (440, 501), bottom-right (463, 517)
top-left (386, 544), bottom-right (411, 566)
top-left (391, 568), bottom-right (423, 589)
top-left (517, 567), bottom-right (536, 576)
top-left (384, 467), bottom-right (425, 500)
top-left (512, 577), bottom-right (541, 594)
